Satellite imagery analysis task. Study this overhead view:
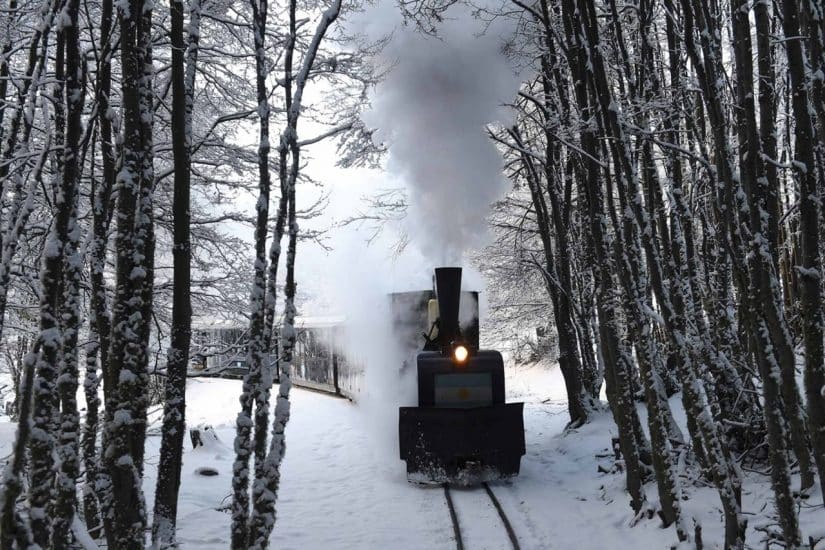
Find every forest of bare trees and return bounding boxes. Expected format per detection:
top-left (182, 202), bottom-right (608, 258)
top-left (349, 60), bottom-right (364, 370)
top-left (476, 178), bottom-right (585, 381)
top-left (477, 0), bottom-right (825, 545)
top-left (0, 0), bottom-right (376, 545)
top-left (0, 0), bottom-right (822, 545)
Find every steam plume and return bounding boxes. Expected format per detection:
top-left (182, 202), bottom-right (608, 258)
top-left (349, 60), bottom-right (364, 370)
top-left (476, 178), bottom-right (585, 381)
top-left (364, 12), bottom-right (520, 263)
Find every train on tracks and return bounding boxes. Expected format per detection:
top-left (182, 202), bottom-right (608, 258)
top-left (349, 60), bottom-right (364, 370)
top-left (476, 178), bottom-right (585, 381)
top-left (189, 266), bottom-right (525, 486)
top-left (398, 267), bottom-right (525, 486)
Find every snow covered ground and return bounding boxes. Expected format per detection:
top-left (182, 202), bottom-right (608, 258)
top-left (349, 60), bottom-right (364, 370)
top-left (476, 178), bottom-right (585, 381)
top-left (139, 360), bottom-right (823, 549)
top-left (2, 360), bottom-right (823, 548)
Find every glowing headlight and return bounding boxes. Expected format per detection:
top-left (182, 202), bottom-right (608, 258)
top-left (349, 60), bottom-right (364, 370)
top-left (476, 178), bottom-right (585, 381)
top-left (453, 345), bottom-right (469, 363)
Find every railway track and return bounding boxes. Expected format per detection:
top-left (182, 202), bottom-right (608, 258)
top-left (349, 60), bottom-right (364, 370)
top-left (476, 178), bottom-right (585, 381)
top-left (443, 482), bottom-right (521, 550)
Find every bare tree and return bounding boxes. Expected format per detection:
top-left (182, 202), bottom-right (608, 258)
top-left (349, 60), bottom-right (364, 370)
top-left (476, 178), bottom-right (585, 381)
top-left (102, 0), bottom-right (156, 542)
top-left (151, 0), bottom-right (200, 544)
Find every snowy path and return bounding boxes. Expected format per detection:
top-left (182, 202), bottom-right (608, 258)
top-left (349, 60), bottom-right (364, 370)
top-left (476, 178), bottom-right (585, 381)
top-left (143, 378), bottom-right (459, 549)
top-left (138, 366), bottom-right (664, 549)
top-left (140, 364), bottom-right (657, 549)
top-left (138, 365), bottom-right (580, 549)
top-left (132, 361), bottom-right (825, 547)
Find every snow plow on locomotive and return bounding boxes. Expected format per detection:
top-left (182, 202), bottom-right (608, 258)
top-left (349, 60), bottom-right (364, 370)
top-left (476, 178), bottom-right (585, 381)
top-left (398, 267), bottom-right (525, 486)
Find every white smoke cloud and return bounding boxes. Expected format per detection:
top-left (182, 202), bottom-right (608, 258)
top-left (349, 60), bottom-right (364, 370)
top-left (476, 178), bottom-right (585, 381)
top-left (313, 235), bottom-right (423, 464)
top-left (361, 7), bottom-right (521, 264)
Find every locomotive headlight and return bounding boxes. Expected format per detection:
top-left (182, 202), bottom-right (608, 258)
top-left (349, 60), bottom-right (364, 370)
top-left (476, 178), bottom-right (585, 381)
top-left (453, 344), bottom-right (469, 364)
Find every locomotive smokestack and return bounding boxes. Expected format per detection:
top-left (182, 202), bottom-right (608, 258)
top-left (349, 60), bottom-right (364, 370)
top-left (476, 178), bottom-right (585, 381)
top-left (434, 267), bottom-right (462, 349)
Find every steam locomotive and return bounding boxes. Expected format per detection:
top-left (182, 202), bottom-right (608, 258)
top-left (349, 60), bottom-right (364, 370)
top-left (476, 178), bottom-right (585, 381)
top-left (398, 267), bottom-right (525, 485)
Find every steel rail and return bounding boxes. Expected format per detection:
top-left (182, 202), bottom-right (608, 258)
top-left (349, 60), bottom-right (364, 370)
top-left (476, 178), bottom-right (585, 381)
top-left (442, 482), bottom-right (520, 550)
top-left (443, 483), bottom-right (465, 550)
top-left (482, 482), bottom-right (521, 550)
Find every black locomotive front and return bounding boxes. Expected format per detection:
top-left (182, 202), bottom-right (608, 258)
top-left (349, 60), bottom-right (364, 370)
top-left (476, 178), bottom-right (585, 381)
top-left (398, 267), bottom-right (525, 485)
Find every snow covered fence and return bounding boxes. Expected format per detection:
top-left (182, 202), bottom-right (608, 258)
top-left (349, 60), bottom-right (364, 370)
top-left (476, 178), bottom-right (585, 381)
top-left (189, 317), bottom-right (362, 400)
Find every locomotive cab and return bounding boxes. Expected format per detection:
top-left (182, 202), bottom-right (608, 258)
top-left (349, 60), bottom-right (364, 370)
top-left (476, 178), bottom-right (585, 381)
top-left (398, 268), bottom-right (525, 485)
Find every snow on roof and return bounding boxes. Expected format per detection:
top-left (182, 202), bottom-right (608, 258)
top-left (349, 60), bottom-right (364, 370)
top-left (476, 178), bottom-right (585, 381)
top-left (193, 315), bottom-right (345, 330)
top-left (192, 318), bottom-right (248, 330)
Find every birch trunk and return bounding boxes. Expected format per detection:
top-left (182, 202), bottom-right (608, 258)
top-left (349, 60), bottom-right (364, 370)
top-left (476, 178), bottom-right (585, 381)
top-left (247, 3), bottom-right (341, 546)
top-left (231, 0), bottom-right (272, 543)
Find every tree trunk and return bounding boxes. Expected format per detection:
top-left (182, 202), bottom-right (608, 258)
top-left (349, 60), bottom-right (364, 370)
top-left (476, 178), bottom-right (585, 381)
top-left (52, 0), bottom-right (84, 543)
top-left (507, 124), bottom-right (589, 427)
top-left (247, 3), bottom-right (341, 546)
top-left (103, 0), bottom-right (154, 543)
top-left (86, 0), bottom-right (117, 537)
top-left (558, 0), bottom-right (648, 512)
top-left (152, 0), bottom-right (196, 544)
top-left (783, 0), bottom-right (825, 506)
top-left (231, 0), bottom-right (273, 544)
top-left (28, 16), bottom-right (69, 542)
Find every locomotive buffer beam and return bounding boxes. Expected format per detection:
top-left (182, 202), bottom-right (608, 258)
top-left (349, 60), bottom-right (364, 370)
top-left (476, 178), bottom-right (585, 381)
top-left (399, 403), bottom-right (525, 486)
